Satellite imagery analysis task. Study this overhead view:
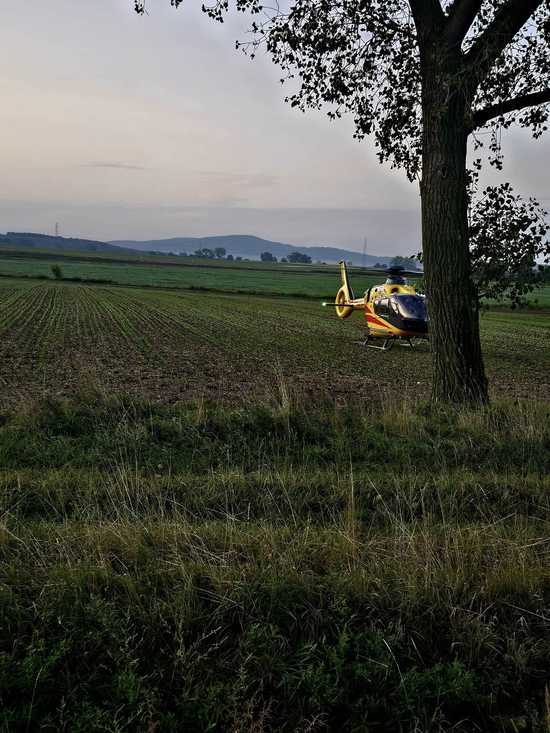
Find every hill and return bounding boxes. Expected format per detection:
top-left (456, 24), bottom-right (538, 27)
top-left (109, 234), bottom-right (397, 266)
top-left (1, 231), bottom-right (416, 266)
top-left (0, 232), bottom-right (137, 254)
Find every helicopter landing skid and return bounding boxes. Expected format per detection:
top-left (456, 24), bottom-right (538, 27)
top-left (357, 336), bottom-right (416, 351)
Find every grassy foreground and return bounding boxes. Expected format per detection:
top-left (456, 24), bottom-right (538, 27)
top-left (1, 392), bottom-right (550, 731)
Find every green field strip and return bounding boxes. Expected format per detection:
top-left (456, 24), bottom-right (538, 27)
top-left (1, 252), bottom-right (548, 307)
top-left (0, 255), bottom-right (391, 298)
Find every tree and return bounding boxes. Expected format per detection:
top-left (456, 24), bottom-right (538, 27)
top-left (137, 0), bottom-right (550, 404)
top-left (194, 248), bottom-right (215, 259)
top-left (260, 251), bottom-right (278, 262)
top-left (287, 251), bottom-right (312, 263)
top-left (226, 253), bottom-right (234, 260)
top-left (418, 182), bottom-right (550, 304)
top-left (50, 264), bottom-right (63, 280)
top-left (469, 183), bottom-right (549, 306)
top-left (391, 256), bottom-right (418, 270)
top-left (214, 247), bottom-right (227, 258)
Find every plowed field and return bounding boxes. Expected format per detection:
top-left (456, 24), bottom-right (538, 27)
top-left (0, 279), bottom-right (548, 409)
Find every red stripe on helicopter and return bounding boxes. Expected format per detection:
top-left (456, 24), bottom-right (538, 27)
top-left (366, 315), bottom-right (388, 328)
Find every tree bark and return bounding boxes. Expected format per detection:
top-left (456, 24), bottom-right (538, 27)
top-left (420, 54), bottom-right (489, 404)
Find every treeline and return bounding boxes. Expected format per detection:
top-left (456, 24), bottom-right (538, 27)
top-left (168, 248), bottom-right (315, 264)
top-left (261, 251), bottom-right (313, 263)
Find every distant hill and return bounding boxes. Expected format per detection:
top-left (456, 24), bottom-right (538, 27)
top-left (0, 231), bottom-right (414, 267)
top-left (109, 234), bottom-right (397, 266)
top-left (0, 232), bottom-right (137, 254)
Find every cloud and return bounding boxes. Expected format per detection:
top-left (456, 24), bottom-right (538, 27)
top-left (82, 162), bottom-right (147, 171)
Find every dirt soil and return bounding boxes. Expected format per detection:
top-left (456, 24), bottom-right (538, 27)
top-left (0, 282), bottom-right (548, 411)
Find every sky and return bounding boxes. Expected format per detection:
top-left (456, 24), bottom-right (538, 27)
top-left (1, 1), bottom-right (549, 256)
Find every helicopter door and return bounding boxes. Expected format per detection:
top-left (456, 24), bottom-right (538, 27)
top-left (374, 298), bottom-right (391, 317)
top-left (374, 297), bottom-right (403, 330)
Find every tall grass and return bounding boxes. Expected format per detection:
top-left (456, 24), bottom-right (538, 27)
top-left (1, 393), bottom-right (549, 731)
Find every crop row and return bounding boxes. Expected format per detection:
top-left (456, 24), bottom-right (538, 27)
top-left (0, 280), bottom-right (547, 409)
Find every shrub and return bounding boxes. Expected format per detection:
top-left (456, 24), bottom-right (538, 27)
top-left (50, 264), bottom-right (63, 280)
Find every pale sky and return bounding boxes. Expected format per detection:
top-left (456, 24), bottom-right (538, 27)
top-left (2, 1), bottom-right (549, 254)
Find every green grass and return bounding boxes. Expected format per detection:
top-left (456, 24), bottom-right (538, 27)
top-left (1, 394), bottom-right (550, 731)
top-left (525, 286), bottom-right (550, 307)
top-left (1, 245), bottom-right (549, 306)
top-left (0, 244), bottom-right (345, 269)
top-left (485, 286), bottom-right (550, 309)
top-left (0, 251), bottom-right (384, 298)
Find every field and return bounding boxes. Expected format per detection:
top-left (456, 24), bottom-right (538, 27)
top-left (0, 279), bottom-right (548, 410)
top-left (0, 249), bottom-right (382, 298)
top-left (1, 247), bottom-right (549, 305)
top-left (1, 268), bottom-right (550, 731)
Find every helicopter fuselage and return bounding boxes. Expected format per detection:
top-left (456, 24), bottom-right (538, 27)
top-left (364, 281), bottom-right (428, 340)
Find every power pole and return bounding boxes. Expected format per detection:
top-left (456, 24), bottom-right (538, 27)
top-left (362, 237), bottom-right (367, 271)
top-left (55, 222), bottom-right (59, 237)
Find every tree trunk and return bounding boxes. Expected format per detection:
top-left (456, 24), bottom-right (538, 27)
top-left (420, 61), bottom-right (489, 405)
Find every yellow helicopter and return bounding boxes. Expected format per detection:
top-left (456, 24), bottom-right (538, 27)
top-left (323, 262), bottom-right (428, 350)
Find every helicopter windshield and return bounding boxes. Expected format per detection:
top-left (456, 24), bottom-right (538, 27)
top-left (390, 294), bottom-right (428, 320)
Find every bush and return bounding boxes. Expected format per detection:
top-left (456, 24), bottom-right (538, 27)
top-left (287, 252), bottom-right (312, 264)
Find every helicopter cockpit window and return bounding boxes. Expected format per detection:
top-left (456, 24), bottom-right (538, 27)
top-left (392, 295), bottom-right (428, 320)
top-left (374, 298), bottom-right (390, 316)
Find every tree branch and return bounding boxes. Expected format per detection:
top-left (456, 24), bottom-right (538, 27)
top-left (444, 0), bottom-right (482, 47)
top-left (465, 0), bottom-right (544, 80)
top-left (472, 89), bottom-right (550, 129)
top-left (408, 0), bottom-right (446, 41)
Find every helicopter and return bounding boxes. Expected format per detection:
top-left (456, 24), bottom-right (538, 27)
top-left (323, 262), bottom-right (429, 350)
